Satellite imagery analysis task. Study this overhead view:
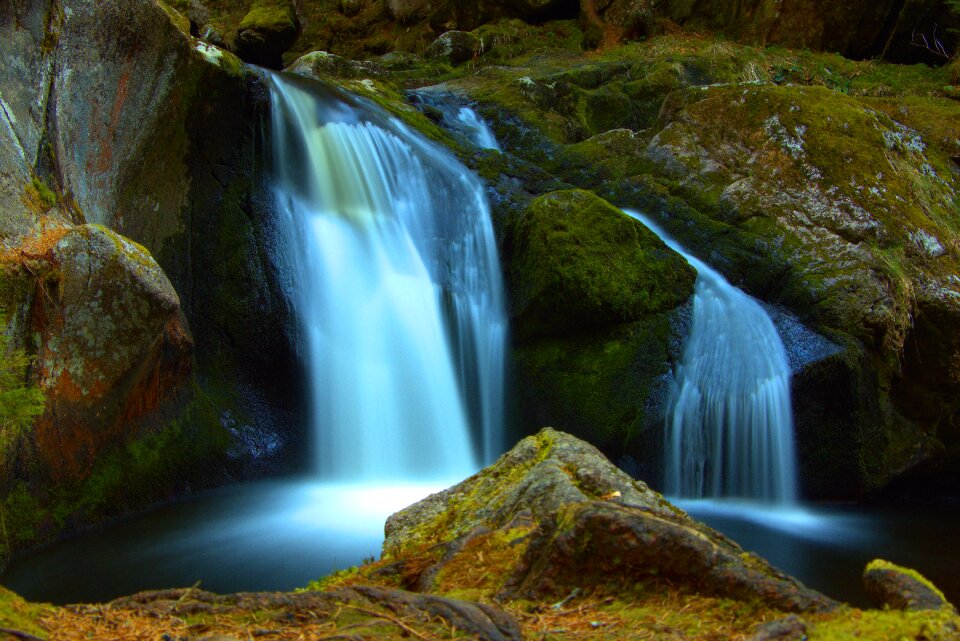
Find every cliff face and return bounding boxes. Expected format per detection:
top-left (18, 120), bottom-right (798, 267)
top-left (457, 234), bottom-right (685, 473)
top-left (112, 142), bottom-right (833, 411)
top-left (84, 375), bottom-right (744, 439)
top-left (0, 0), bottom-right (299, 561)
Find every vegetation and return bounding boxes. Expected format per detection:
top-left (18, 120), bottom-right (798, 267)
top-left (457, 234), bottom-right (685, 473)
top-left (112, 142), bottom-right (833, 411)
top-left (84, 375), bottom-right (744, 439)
top-left (0, 331), bottom-right (44, 459)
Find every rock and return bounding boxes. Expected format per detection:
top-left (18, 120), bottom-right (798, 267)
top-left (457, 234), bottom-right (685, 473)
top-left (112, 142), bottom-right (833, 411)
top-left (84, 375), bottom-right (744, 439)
top-left (863, 559), bottom-right (956, 612)
top-left (6, 225), bottom-right (193, 483)
top-left (286, 51), bottom-right (387, 80)
top-left (384, 428), bottom-right (836, 612)
top-left (235, 0), bottom-right (300, 68)
top-left (505, 189), bottom-right (695, 337)
top-left (504, 500), bottom-right (831, 612)
top-left (339, 0), bottom-right (365, 17)
top-left (499, 190), bottom-right (693, 466)
top-left (425, 30), bottom-right (480, 64)
top-left (0, 0), bottom-right (296, 556)
top-left (747, 615), bottom-right (808, 641)
top-left (451, 42), bottom-right (960, 495)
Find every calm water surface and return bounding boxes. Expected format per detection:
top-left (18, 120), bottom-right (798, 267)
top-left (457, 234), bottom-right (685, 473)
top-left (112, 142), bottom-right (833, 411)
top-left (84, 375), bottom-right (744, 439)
top-left (1, 479), bottom-right (450, 605)
top-left (3, 485), bottom-right (958, 608)
top-left (678, 498), bottom-right (960, 608)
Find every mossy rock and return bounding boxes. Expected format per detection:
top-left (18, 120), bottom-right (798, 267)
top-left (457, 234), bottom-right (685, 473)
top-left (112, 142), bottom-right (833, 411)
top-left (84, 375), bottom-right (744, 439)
top-left (513, 309), bottom-right (687, 477)
top-left (863, 559), bottom-right (955, 612)
top-left (505, 189), bottom-right (695, 338)
top-left (236, 0), bottom-right (300, 67)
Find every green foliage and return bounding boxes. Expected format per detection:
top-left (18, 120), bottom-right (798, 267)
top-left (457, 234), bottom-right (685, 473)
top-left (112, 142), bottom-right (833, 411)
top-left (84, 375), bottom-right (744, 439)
top-left (0, 331), bottom-right (45, 459)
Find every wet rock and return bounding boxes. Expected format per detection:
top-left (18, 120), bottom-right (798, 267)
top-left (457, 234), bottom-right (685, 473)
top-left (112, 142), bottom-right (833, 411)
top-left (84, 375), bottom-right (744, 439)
top-left (235, 0), bottom-right (300, 68)
top-left (863, 559), bottom-right (956, 612)
top-left (286, 51), bottom-right (387, 80)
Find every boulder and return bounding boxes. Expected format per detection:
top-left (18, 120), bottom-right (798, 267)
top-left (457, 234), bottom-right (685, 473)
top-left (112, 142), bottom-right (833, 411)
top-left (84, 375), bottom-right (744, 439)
top-left (505, 189), bottom-right (694, 338)
top-left (425, 30), bottom-right (480, 64)
top-left (863, 559), bottom-right (956, 612)
top-left (500, 189), bottom-right (693, 471)
top-left (384, 428), bottom-right (836, 612)
top-left (5, 224), bottom-right (193, 483)
top-left (235, 0), bottom-right (301, 68)
top-left (0, 0), bottom-right (299, 558)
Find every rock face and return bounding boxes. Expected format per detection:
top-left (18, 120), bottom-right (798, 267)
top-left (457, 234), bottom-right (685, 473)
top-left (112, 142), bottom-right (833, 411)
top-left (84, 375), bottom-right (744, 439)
top-left (441, 35), bottom-right (960, 497)
top-left (384, 428), bottom-right (836, 612)
top-left (0, 0), bottom-right (299, 558)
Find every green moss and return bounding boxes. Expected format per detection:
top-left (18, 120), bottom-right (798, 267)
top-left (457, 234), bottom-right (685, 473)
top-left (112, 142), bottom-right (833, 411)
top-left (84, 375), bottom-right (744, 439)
top-left (808, 606), bottom-right (960, 640)
top-left (239, 0), bottom-right (297, 32)
top-left (0, 586), bottom-right (49, 639)
top-left (865, 559), bottom-right (949, 605)
top-left (507, 189), bottom-right (694, 337)
top-left (515, 314), bottom-right (678, 454)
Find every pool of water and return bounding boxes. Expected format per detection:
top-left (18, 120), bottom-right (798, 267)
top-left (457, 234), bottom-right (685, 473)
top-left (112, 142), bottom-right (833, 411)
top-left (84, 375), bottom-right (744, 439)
top-left (0, 479), bottom-right (452, 605)
top-left (3, 486), bottom-right (958, 608)
top-left (676, 499), bottom-right (960, 608)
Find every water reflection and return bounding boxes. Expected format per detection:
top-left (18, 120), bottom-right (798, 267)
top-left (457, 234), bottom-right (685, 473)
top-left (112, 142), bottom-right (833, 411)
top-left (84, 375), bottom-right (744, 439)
top-left (678, 499), bottom-right (960, 607)
top-left (2, 480), bottom-right (451, 605)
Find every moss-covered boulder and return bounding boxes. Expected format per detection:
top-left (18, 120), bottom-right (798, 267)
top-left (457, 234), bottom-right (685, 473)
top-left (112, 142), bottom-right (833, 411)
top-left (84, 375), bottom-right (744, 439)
top-left (21, 225), bottom-right (193, 482)
top-left (424, 30), bottom-right (480, 65)
top-left (506, 189), bottom-right (695, 337)
top-left (863, 559), bottom-right (956, 612)
top-left (383, 428), bottom-right (835, 611)
top-left (0, 224), bottom-right (227, 562)
top-left (235, 0), bottom-right (300, 68)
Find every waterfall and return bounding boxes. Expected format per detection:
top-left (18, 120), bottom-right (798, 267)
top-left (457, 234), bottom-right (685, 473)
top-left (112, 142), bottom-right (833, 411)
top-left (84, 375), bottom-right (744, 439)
top-left (267, 73), bottom-right (507, 482)
top-left (625, 211), bottom-right (797, 504)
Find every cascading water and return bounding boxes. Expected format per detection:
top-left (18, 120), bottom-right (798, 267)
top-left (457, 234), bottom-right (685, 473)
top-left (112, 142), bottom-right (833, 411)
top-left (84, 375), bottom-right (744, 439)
top-left (625, 211), bottom-right (797, 504)
top-left (267, 73), bottom-right (507, 481)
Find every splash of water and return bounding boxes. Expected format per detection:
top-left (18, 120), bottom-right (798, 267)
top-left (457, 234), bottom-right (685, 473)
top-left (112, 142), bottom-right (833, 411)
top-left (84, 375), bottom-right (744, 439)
top-left (625, 210), bottom-right (797, 503)
top-left (267, 73), bottom-right (507, 481)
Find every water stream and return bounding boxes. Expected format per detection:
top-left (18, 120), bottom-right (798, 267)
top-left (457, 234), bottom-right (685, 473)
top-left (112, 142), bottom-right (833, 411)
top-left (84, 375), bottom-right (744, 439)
top-left (268, 74), bottom-right (507, 477)
top-left (625, 211), bottom-right (797, 504)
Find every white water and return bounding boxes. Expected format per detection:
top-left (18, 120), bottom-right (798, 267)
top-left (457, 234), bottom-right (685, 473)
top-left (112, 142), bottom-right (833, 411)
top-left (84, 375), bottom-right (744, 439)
top-left (268, 74), bottom-right (507, 481)
top-left (450, 106), bottom-right (501, 150)
top-left (625, 211), bottom-right (797, 503)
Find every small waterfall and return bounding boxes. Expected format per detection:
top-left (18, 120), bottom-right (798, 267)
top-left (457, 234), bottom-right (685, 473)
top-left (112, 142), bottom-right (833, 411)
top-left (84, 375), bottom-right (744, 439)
top-left (407, 91), bottom-right (501, 151)
top-left (625, 211), bottom-right (797, 504)
top-left (267, 73), bottom-right (507, 481)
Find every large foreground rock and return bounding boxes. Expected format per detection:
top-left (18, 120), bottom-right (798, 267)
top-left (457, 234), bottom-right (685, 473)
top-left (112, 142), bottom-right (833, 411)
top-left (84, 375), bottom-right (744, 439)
top-left (385, 428), bottom-right (836, 612)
